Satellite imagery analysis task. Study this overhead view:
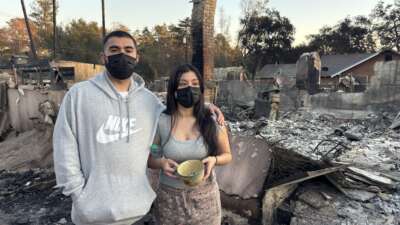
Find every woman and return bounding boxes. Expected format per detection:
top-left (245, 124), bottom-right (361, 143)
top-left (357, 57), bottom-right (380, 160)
top-left (148, 64), bottom-right (232, 225)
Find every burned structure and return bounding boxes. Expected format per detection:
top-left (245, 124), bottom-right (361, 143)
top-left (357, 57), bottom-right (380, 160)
top-left (210, 52), bottom-right (400, 224)
top-left (296, 52), bottom-right (321, 95)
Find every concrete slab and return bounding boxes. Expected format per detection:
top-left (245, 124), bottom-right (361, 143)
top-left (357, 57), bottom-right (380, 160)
top-left (215, 136), bottom-right (272, 199)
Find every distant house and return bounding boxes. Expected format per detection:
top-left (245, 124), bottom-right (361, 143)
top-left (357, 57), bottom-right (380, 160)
top-left (320, 49), bottom-right (400, 91)
top-left (256, 50), bottom-right (400, 92)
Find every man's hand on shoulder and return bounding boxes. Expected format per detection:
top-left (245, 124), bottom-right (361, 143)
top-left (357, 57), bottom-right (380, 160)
top-left (206, 103), bottom-right (225, 126)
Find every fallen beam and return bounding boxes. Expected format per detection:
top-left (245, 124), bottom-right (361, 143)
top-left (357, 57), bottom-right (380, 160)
top-left (325, 174), bottom-right (351, 198)
top-left (270, 165), bottom-right (348, 188)
top-left (347, 167), bottom-right (396, 189)
top-left (262, 183), bottom-right (298, 225)
top-left (379, 172), bottom-right (400, 183)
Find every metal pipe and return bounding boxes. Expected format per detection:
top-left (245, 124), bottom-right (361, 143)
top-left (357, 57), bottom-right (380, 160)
top-left (102, 0), bottom-right (106, 39)
top-left (20, 0), bottom-right (38, 60)
top-left (53, 0), bottom-right (57, 60)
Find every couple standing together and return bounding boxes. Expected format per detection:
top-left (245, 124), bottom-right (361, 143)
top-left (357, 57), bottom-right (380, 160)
top-left (53, 30), bottom-right (232, 225)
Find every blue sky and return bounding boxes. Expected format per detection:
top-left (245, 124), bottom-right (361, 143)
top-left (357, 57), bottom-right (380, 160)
top-left (0, 0), bottom-right (394, 45)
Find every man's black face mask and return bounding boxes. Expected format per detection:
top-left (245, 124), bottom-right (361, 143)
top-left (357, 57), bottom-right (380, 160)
top-left (105, 53), bottom-right (137, 80)
top-left (175, 86), bottom-right (201, 108)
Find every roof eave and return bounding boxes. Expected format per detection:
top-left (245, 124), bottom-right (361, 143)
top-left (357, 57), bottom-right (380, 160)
top-left (330, 52), bottom-right (380, 78)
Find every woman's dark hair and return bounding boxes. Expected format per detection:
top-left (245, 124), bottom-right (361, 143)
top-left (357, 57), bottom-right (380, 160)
top-left (163, 64), bottom-right (218, 156)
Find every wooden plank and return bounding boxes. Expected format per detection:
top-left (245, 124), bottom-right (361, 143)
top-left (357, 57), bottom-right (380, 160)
top-left (347, 167), bottom-right (395, 187)
top-left (343, 172), bottom-right (373, 185)
top-left (271, 165), bottom-right (348, 188)
top-left (379, 173), bottom-right (400, 182)
top-left (262, 183), bottom-right (298, 225)
top-left (325, 174), bottom-right (351, 197)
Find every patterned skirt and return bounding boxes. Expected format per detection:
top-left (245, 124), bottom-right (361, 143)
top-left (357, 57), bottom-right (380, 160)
top-left (154, 177), bottom-right (221, 225)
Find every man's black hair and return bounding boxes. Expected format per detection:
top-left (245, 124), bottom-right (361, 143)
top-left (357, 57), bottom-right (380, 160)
top-left (103, 30), bottom-right (137, 48)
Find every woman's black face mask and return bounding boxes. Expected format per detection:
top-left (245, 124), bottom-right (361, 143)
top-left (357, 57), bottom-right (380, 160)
top-left (175, 86), bottom-right (201, 108)
top-left (105, 53), bottom-right (137, 80)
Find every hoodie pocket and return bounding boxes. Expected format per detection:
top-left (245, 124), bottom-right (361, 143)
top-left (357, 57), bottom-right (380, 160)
top-left (110, 175), bottom-right (156, 221)
top-left (73, 173), bottom-right (115, 224)
top-left (73, 172), bottom-right (156, 224)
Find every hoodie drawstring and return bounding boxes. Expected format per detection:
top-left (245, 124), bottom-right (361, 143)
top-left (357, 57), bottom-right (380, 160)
top-left (118, 96), bottom-right (123, 140)
top-left (126, 99), bottom-right (131, 143)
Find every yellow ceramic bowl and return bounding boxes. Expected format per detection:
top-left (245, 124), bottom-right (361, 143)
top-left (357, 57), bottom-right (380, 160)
top-left (177, 160), bottom-right (204, 187)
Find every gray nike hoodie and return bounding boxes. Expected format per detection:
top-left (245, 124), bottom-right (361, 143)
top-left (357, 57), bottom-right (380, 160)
top-left (53, 71), bottom-right (164, 225)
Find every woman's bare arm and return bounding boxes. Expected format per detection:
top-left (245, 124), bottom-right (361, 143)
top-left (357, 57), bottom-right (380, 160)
top-left (147, 129), bottom-right (178, 177)
top-left (202, 125), bottom-right (232, 179)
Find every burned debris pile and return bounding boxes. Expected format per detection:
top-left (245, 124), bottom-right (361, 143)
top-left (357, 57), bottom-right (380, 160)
top-left (224, 110), bottom-right (400, 225)
top-left (0, 169), bottom-right (72, 225)
top-left (228, 110), bottom-right (399, 173)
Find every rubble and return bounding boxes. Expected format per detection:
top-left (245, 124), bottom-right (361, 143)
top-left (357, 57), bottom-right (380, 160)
top-left (222, 210), bottom-right (250, 225)
top-left (344, 125), bottom-right (363, 141)
top-left (390, 112), bottom-right (400, 130)
top-left (0, 125), bottom-right (53, 171)
top-left (226, 110), bottom-right (400, 225)
top-left (0, 169), bottom-right (73, 225)
top-left (227, 111), bottom-right (399, 173)
top-left (290, 181), bottom-right (400, 225)
top-left (344, 188), bottom-right (376, 202)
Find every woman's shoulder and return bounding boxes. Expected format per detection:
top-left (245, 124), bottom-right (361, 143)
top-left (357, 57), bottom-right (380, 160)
top-left (210, 113), bottom-right (225, 132)
top-left (158, 112), bottom-right (172, 128)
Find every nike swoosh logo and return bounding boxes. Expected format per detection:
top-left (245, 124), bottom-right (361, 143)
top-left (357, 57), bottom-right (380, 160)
top-left (96, 124), bottom-right (142, 144)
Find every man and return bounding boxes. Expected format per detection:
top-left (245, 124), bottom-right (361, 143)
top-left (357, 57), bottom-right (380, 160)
top-left (53, 30), bottom-right (223, 225)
